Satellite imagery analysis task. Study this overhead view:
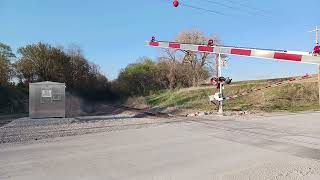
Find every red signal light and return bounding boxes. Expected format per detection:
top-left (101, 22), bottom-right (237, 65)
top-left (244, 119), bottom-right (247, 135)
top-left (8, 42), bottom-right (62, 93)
top-left (314, 44), bottom-right (320, 55)
top-left (208, 39), bottom-right (214, 46)
top-left (173, 0), bottom-right (179, 7)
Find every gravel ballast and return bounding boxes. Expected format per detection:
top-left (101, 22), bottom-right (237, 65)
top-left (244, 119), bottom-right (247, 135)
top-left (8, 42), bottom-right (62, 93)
top-left (0, 114), bottom-right (182, 144)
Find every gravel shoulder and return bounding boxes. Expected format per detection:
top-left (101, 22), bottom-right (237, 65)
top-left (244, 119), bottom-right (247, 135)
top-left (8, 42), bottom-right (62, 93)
top-left (0, 114), bottom-right (187, 144)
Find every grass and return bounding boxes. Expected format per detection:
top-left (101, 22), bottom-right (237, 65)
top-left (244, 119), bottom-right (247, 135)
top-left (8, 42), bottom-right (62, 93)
top-left (146, 76), bottom-right (320, 113)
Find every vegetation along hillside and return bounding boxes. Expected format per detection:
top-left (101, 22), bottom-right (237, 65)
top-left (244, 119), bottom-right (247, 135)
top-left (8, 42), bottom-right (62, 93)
top-left (146, 75), bottom-right (320, 113)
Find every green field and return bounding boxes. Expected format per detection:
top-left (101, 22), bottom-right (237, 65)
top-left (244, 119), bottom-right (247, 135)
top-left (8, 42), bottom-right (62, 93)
top-left (146, 76), bottom-right (320, 113)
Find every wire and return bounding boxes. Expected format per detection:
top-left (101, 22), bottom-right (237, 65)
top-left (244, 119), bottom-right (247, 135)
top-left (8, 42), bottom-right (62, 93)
top-left (199, 0), bottom-right (272, 20)
top-left (203, 0), bottom-right (240, 11)
top-left (180, 3), bottom-right (229, 16)
top-left (159, 0), bottom-right (272, 22)
top-left (224, 0), bottom-right (269, 13)
top-left (159, 0), bottom-right (230, 16)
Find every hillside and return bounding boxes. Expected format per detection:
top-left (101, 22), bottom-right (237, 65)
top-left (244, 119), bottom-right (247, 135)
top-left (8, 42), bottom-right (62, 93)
top-left (146, 75), bottom-right (320, 114)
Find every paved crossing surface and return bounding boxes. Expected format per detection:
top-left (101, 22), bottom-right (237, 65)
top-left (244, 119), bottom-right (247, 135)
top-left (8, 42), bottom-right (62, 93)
top-left (1, 112), bottom-right (320, 179)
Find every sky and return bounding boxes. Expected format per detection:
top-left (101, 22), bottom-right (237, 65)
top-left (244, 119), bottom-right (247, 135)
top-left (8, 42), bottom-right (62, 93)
top-left (1, 0), bottom-right (319, 81)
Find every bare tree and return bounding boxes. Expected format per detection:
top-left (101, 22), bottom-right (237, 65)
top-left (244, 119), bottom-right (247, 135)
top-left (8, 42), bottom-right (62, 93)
top-left (161, 30), bottom-right (224, 86)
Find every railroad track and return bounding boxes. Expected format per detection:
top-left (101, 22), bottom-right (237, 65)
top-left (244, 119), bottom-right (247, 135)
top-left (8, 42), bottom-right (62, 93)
top-left (101, 104), bottom-right (177, 118)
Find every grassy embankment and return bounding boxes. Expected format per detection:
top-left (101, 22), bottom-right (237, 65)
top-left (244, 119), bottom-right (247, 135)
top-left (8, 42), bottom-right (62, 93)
top-left (146, 76), bottom-right (320, 113)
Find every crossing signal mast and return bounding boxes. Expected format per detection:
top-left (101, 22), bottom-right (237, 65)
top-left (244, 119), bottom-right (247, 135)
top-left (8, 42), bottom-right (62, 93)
top-left (309, 26), bottom-right (320, 105)
top-left (147, 1), bottom-right (320, 114)
top-left (310, 26), bottom-right (320, 55)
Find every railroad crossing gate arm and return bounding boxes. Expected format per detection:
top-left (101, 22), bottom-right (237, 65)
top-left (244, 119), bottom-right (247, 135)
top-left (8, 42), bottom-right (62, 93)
top-left (147, 41), bottom-right (320, 65)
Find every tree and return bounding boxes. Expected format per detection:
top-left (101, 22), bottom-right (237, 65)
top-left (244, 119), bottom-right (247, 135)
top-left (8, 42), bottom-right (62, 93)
top-left (64, 46), bottom-right (114, 100)
top-left (0, 42), bottom-right (16, 85)
top-left (0, 42), bottom-right (16, 62)
top-left (16, 43), bottom-right (113, 100)
top-left (115, 57), bottom-right (158, 96)
top-left (65, 46), bottom-right (92, 90)
top-left (113, 57), bottom-right (203, 97)
top-left (0, 58), bottom-right (10, 85)
top-left (16, 42), bottom-right (71, 83)
top-left (162, 30), bottom-right (221, 86)
top-left (0, 43), bottom-right (26, 113)
top-left (154, 58), bottom-right (195, 89)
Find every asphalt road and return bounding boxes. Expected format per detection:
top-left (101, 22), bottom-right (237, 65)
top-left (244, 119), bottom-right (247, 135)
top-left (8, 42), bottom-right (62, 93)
top-left (1, 112), bottom-right (320, 180)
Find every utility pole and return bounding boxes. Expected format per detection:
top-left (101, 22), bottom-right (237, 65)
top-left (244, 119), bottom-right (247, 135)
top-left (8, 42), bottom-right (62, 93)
top-left (309, 26), bottom-right (320, 105)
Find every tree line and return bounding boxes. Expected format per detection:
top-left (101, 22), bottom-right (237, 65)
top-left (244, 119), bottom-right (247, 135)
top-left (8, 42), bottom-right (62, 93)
top-left (0, 30), bottom-right (220, 113)
top-left (113, 57), bottom-right (209, 97)
top-left (0, 42), bottom-right (115, 113)
top-left (114, 30), bottom-right (223, 96)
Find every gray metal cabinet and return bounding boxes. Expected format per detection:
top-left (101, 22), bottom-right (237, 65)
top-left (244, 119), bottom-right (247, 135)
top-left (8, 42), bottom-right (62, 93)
top-left (29, 81), bottom-right (66, 118)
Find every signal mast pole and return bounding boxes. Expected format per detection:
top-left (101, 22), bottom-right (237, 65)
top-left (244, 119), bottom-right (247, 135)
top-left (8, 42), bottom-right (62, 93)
top-left (317, 26), bottom-right (320, 106)
top-left (312, 26), bottom-right (319, 45)
top-left (310, 26), bottom-right (320, 105)
top-left (217, 54), bottom-right (223, 114)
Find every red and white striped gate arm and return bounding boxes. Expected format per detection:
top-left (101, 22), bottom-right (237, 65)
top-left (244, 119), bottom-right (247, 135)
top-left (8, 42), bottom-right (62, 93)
top-left (147, 41), bottom-right (320, 65)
